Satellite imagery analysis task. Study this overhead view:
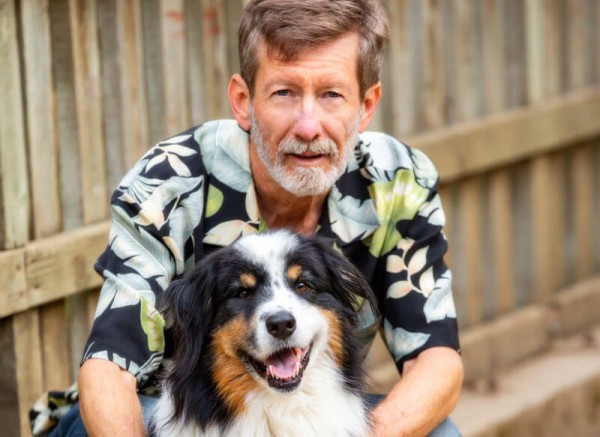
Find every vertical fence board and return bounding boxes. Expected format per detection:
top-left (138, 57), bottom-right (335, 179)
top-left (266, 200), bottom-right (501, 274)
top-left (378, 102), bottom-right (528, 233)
top-left (98, 0), bottom-right (126, 192)
top-left (572, 144), bottom-right (595, 279)
top-left (451, 0), bottom-right (479, 122)
top-left (13, 310), bottom-right (43, 437)
top-left (0, 0), bottom-right (29, 250)
top-left (489, 169), bottom-right (515, 314)
top-left (185, 0), bottom-right (208, 125)
top-left (200, 0), bottom-right (231, 119)
top-left (565, 0), bottom-right (590, 90)
top-left (142, 0), bottom-right (166, 145)
top-left (382, 0), bottom-right (414, 137)
top-left (504, 0), bottom-right (527, 108)
top-left (118, 0), bottom-right (149, 168)
top-left (21, 0), bottom-right (62, 238)
top-left (481, 0), bottom-right (506, 114)
top-left (71, 0), bottom-right (108, 224)
top-left (418, 0), bottom-right (446, 130)
top-left (50, 0), bottom-right (83, 232)
top-left (40, 302), bottom-right (72, 391)
top-left (160, 0), bottom-right (190, 134)
top-left (458, 177), bottom-right (483, 326)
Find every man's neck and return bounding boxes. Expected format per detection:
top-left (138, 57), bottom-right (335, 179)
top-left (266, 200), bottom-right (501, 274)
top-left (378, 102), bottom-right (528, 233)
top-left (250, 147), bottom-right (328, 235)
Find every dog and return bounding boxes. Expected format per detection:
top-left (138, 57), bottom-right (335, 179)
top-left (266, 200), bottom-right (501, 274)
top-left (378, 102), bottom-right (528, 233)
top-left (149, 230), bottom-right (378, 437)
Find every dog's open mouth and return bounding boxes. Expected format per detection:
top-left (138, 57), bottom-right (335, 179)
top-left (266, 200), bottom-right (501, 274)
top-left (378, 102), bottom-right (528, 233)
top-left (246, 346), bottom-right (312, 391)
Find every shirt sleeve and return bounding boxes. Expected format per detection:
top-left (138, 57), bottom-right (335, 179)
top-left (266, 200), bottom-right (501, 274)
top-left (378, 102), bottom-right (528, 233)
top-left (378, 147), bottom-right (460, 373)
top-left (82, 131), bottom-right (206, 386)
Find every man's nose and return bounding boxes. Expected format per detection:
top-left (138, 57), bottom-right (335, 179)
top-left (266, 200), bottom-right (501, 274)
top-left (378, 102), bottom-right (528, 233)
top-left (292, 99), bottom-right (322, 142)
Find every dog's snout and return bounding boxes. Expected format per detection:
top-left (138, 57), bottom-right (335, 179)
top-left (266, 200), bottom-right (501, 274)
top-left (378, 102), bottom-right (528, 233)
top-left (266, 311), bottom-right (296, 340)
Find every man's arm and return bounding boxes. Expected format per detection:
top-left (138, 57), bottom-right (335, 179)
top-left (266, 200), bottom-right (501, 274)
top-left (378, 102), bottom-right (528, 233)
top-left (78, 359), bottom-right (146, 437)
top-left (369, 347), bottom-right (464, 437)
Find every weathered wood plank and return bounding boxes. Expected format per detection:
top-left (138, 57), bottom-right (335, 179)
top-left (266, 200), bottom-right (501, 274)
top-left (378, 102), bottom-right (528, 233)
top-left (489, 169), bottom-right (515, 314)
top-left (13, 310), bottom-right (44, 437)
top-left (50, 0), bottom-right (84, 232)
top-left (0, 249), bottom-right (27, 319)
top-left (200, 0), bottom-right (231, 119)
top-left (98, 0), bottom-right (126, 192)
top-left (70, 0), bottom-right (108, 224)
top-left (381, 0), bottom-right (415, 137)
top-left (450, 0), bottom-right (480, 122)
top-left (160, 0), bottom-right (190, 134)
top-left (418, 0), bottom-right (446, 130)
top-left (25, 221), bottom-right (110, 309)
top-left (185, 0), bottom-right (208, 125)
top-left (21, 0), bottom-right (62, 238)
top-left (481, 0), bottom-right (506, 114)
top-left (40, 301), bottom-right (72, 391)
top-left (572, 143), bottom-right (595, 279)
top-left (0, 0), bottom-right (30, 250)
top-left (118, 0), bottom-right (149, 168)
top-left (408, 88), bottom-right (600, 183)
top-left (461, 177), bottom-right (483, 325)
top-left (565, 0), bottom-right (590, 90)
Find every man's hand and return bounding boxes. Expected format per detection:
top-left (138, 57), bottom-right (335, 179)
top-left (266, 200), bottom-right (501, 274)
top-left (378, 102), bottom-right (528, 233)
top-left (369, 347), bottom-right (463, 437)
top-left (78, 358), bottom-right (146, 437)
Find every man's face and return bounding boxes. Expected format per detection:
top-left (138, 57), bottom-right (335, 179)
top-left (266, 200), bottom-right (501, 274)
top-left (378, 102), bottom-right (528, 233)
top-left (248, 33), bottom-right (366, 197)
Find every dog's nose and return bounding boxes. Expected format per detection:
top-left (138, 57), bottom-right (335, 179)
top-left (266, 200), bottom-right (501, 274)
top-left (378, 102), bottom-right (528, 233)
top-left (266, 311), bottom-right (296, 339)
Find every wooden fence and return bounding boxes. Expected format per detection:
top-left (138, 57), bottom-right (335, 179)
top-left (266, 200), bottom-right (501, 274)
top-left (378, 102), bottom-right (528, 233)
top-left (0, 0), bottom-right (599, 435)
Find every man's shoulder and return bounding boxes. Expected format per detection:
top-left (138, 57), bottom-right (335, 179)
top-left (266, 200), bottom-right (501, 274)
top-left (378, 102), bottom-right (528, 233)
top-left (356, 131), bottom-right (439, 189)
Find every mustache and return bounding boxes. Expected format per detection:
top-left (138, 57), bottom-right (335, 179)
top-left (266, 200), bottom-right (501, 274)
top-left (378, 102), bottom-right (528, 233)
top-left (277, 137), bottom-right (339, 158)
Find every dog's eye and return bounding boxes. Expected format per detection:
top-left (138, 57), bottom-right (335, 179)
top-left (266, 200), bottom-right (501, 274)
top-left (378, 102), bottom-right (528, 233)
top-left (239, 288), bottom-right (251, 299)
top-left (295, 282), bottom-right (310, 293)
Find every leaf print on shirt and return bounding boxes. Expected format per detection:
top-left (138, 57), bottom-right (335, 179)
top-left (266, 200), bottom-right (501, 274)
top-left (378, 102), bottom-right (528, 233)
top-left (368, 169), bottom-right (430, 256)
top-left (206, 184), bottom-right (224, 218)
top-left (111, 207), bottom-right (173, 290)
top-left (146, 142), bottom-right (197, 177)
top-left (383, 319), bottom-right (430, 363)
top-left (409, 147), bottom-right (438, 190)
top-left (94, 271), bottom-right (155, 318)
top-left (132, 176), bottom-right (203, 229)
top-left (203, 220), bottom-right (259, 246)
top-left (163, 181), bottom-right (204, 274)
top-left (196, 120), bottom-right (252, 192)
top-left (328, 186), bottom-right (379, 243)
top-left (386, 242), bottom-right (435, 299)
top-left (140, 296), bottom-right (165, 352)
top-left (423, 270), bottom-right (457, 323)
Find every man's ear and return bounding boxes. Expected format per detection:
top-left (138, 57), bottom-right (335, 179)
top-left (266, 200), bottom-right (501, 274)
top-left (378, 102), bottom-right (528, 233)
top-left (359, 81), bottom-right (382, 132)
top-left (228, 73), bottom-right (252, 131)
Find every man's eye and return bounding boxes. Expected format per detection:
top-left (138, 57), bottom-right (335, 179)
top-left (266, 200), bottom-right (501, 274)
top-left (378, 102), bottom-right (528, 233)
top-left (324, 91), bottom-right (342, 99)
top-left (274, 89), bottom-right (290, 97)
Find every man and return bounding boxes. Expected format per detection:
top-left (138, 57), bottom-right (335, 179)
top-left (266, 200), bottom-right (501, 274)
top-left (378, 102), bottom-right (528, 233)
top-left (39, 1), bottom-right (463, 436)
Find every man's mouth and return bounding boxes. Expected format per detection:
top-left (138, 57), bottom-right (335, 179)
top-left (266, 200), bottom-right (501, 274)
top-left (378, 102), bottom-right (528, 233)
top-left (245, 345), bottom-right (312, 391)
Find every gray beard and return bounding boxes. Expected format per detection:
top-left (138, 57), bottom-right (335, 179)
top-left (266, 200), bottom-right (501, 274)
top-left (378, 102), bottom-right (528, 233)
top-left (250, 110), bottom-right (361, 197)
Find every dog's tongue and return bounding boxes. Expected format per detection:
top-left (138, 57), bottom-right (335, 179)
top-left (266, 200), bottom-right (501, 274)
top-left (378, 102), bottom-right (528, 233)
top-left (266, 349), bottom-right (299, 379)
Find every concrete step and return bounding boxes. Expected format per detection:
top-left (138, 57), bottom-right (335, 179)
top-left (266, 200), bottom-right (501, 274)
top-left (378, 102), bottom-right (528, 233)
top-left (452, 326), bottom-right (600, 437)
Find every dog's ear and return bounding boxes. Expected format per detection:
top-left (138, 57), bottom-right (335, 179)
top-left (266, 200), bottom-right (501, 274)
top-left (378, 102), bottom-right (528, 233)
top-left (311, 238), bottom-right (379, 318)
top-left (160, 260), bottom-right (217, 377)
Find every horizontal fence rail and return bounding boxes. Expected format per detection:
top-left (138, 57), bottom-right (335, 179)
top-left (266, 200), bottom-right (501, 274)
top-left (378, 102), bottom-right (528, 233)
top-left (0, 0), bottom-right (599, 436)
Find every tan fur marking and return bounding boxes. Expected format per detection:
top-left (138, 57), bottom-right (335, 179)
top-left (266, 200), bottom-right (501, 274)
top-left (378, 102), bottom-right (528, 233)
top-left (321, 309), bottom-right (345, 368)
top-left (239, 273), bottom-right (257, 288)
top-left (212, 316), bottom-right (259, 415)
top-left (287, 264), bottom-right (303, 282)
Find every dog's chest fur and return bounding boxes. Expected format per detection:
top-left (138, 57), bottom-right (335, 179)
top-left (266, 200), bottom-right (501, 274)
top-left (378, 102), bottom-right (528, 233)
top-left (153, 353), bottom-right (369, 437)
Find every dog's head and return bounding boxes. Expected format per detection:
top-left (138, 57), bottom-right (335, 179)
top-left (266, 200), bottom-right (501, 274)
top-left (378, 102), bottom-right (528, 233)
top-left (161, 230), bottom-right (377, 418)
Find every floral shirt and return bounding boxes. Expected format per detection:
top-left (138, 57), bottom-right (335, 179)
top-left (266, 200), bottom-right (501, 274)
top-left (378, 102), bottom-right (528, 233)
top-left (31, 119), bottom-right (459, 433)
